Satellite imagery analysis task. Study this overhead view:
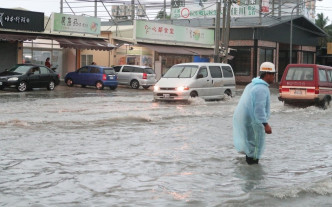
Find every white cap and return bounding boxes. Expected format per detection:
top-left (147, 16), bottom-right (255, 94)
top-left (260, 62), bottom-right (276, 73)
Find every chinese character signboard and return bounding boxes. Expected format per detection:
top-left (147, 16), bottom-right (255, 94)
top-left (52, 13), bottom-right (101, 35)
top-left (171, 3), bottom-right (259, 19)
top-left (0, 8), bottom-right (44, 32)
top-left (135, 20), bottom-right (214, 46)
top-left (261, 0), bottom-right (269, 13)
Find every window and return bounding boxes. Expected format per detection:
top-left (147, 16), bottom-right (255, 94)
top-left (222, 66), bottom-right (234, 78)
top-left (197, 67), bottom-right (208, 78)
top-left (209, 66), bottom-right (222, 78)
top-left (327, 70), bottom-right (332, 82)
top-left (286, 67), bottom-right (314, 81)
top-left (319, 69), bottom-right (327, 82)
top-left (144, 68), bottom-right (155, 74)
top-left (90, 67), bottom-right (100, 73)
top-left (40, 67), bottom-right (50, 74)
top-left (163, 65), bottom-right (198, 78)
top-left (122, 66), bottom-right (134, 72)
top-left (303, 52), bottom-right (314, 64)
top-left (133, 67), bottom-right (144, 73)
top-left (113, 66), bottom-right (122, 72)
top-left (78, 67), bottom-right (89, 73)
top-left (104, 68), bottom-right (115, 75)
top-left (229, 47), bottom-right (251, 76)
top-left (81, 54), bottom-right (93, 67)
top-left (259, 48), bottom-right (274, 66)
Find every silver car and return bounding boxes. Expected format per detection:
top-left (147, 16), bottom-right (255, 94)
top-left (113, 65), bottom-right (157, 89)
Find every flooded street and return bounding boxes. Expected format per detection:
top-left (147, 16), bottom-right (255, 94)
top-left (0, 85), bottom-right (331, 206)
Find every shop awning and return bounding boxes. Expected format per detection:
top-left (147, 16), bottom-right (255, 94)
top-left (50, 36), bottom-right (116, 51)
top-left (0, 33), bottom-right (38, 41)
top-left (138, 43), bottom-right (214, 56)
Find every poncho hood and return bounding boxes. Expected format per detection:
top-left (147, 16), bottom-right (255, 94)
top-left (251, 77), bottom-right (269, 86)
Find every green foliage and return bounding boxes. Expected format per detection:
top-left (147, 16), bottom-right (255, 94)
top-left (315, 13), bottom-right (332, 47)
top-left (155, 10), bottom-right (171, 20)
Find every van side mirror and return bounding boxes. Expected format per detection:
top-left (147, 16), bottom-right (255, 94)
top-left (197, 74), bottom-right (203, 79)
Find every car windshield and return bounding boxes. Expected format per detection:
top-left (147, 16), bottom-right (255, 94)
top-left (8, 65), bottom-right (32, 75)
top-left (104, 68), bottom-right (116, 75)
top-left (286, 67), bottom-right (314, 81)
top-left (163, 65), bottom-right (199, 78)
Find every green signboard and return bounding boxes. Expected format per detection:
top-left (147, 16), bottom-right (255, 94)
top-left (52, 13), bottom-right (101, 35)
top-left (135, 20), bottom-right (214, 46)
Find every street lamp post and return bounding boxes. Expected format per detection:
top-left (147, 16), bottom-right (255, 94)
top-left (290, 0), bottom-right (322, 64)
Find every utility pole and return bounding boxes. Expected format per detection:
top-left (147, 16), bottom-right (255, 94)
top-left (214, 0), bottom-right (221, 63)
top-left (221, 0), bottom-right (227, 53)
top-left (164, 0), bottom-right (166, 20)
top-left (94, 0), bottom-right (97, 17)
top-left (60, 0), bottom-right (63, 13)
top-left (131, 0), bottom-right (135, 20)
top-left (222, 0), bottom-right (232, 63)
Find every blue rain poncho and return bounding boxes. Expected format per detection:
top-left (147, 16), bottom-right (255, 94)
top-left (233, 77), bottom-right (271, 159)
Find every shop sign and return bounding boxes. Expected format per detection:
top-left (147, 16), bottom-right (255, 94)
top-left (135, 20), bottom-right (214, 46)
top-left (261, 0), bottom-right (269, 13)
top-left (171, 3), bottom-right (259, 19)
top-left (52, 13), bottom-right (101, 35)
top-left (0, 8), bottom-right (44, 32)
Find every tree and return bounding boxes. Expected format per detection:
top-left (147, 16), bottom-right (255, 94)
top-left (155, 10), bottom-right (171, 20)
top-left (315, 13), bottom-right (332, 47)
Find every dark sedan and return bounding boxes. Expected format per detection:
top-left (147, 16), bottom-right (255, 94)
top-left (0, 64), bottom-right (60, 92)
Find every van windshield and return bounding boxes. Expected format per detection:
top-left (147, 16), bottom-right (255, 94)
top-left (163, 65), bottom-right (199, 78)
top-left (286, 67), bottom-right (314, 81)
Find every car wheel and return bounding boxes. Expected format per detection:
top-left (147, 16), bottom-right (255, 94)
top-left (224, 89), bottom-right (232, 96)
top-left (321, 97), bottom-right (330, 110)
top-left (190, 91), bottom-right (198, 98)
top-left (96, 81), bottom-right (104, 90)
top-left (66, 78), bottom-right (73, 87)
top-left (0, 86), bottom-right (4, 90)
top-left (143, 86), bottom-right (150, 89)
top-left (47, 81), bottom-right (55, 90)
top-left (17, 81), bottom-right (28, 92)
top-left (110, 86), bottom-right (117, 90)
top-left (81, 85), bottom-right (86, 88)
top-left (130, 80), bottom-right (139, 89)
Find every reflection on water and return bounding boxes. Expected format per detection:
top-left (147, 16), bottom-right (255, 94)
top-left (234, 159), bottom-right (266, 192)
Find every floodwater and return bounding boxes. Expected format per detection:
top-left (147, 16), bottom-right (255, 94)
top-left (0, 86), bottom-right (331, 207)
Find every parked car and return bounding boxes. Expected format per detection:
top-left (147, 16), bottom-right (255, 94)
top-left (65, 65), bottom-right (118, 90)
top-left (278, 64), bottom-right (332, 109)
top-left (0, 64), bottom-right (60, 92)
top-left (113, 65), bottom-right (157, 89)
top-left (153, 62), bottom-right (236, 101)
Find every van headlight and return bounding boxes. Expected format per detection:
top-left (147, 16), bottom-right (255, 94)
top-left (8, 77), bottom-right (19, 81)
top-left (154, 85), bottom-right (160, 91)
top-left (176, 86), bottom-right (189, 92)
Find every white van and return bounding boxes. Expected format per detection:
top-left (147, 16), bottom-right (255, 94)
top-left (153, 62), bottom-right (236, 101)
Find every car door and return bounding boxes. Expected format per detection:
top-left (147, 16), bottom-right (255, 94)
top-left (76, 67), bottom-right (90, 85)
top-left (28, 66), bottom-right (41, 88)
top-left (118, 66), bottom-right (134, 85)
top-left (39, 66), bottom-right (52, 87)
top-left (193, 66), bottom-right (212, 97)
top-left (88, 67), bottom-right (100, 86)
top-left (209, 65), bottom-right (224, 96)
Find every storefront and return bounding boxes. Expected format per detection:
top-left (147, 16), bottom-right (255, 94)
top-left (0, 8), bottom-right (115, 79)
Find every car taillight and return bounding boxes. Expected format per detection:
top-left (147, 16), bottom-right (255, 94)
top-left (57, 74), bottom-right (60, 79)
top-left (315, 86), bottom-right (319, 94)
top-left (307, 89), bottom-right (315, 93)
top-left (279, 85), bottom-right (289, 93)
top-left (143, 73), bottom-right (147, 79)
top-left (103, 74), bottom-right (107, 80)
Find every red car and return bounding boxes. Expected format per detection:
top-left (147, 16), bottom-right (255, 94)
top-left (278, 64), bottom-right (332, 109)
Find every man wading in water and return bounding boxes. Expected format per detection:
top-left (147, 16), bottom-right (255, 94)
top-left (233, 62), bottom-right (276, 165)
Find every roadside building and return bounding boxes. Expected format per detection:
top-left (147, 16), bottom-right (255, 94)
top-left (0, 8), bottom-right (115, 79)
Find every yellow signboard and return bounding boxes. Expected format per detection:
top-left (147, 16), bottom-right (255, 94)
top-left (328, 42), bottom-right (332, 55)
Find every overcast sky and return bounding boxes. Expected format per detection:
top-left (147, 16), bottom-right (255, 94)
top-left (1, 0), bottom-right (331, 23)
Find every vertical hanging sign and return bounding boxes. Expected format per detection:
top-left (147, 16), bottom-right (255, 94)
top-left (261, 0), bottom-right (270, 13)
